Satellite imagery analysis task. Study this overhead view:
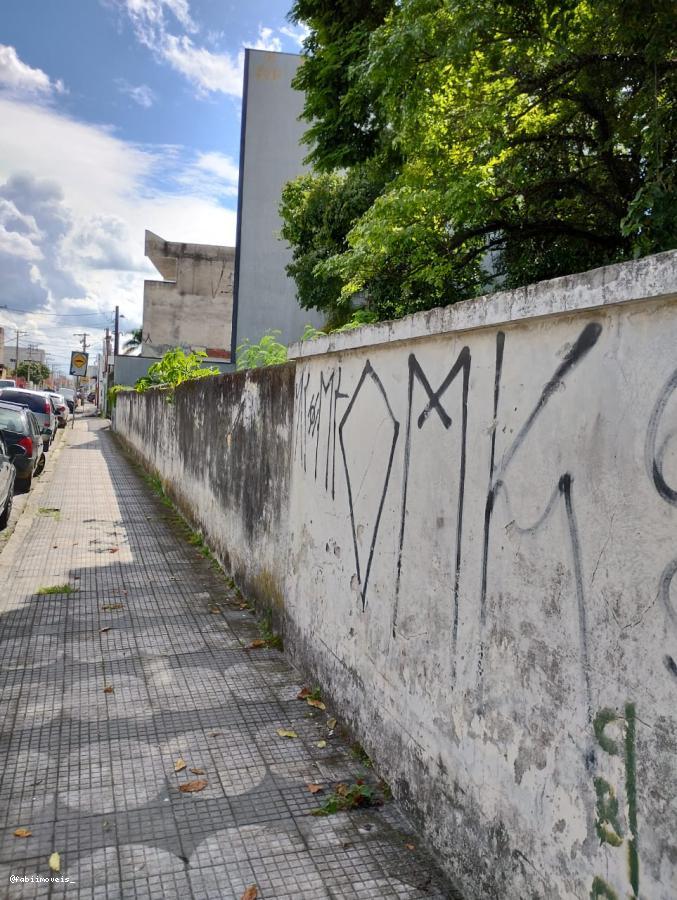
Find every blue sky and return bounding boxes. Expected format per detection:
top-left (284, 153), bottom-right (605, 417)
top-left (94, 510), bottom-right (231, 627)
top-left (0, 0), bottom-right (305, 370)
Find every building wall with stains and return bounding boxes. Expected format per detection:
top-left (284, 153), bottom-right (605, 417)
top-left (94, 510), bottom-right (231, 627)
top-left (114, 364), bottom-right (296, 627)
top-left (115, 250), bottom-right (677, 898)
top-left (285, 250), bottom-right (677, 899)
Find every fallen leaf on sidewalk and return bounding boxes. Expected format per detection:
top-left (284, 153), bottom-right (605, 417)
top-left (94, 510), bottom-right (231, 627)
top-left (241, 887), bottom-right (258, 900)
top-left (327, 718), bottom-right (337, 731)
top-left (209, 731), bottom-right (223, 737)
top-left (209, 607), bottom-right (222, 615)
top-left (405, 843), bottom-right (415, 850)
top-left (49, 852), bottom-right (60, 872)
top-left (247, 639), bottom-right (266, 649)
top-left (316, 741), bottom-right (327, 749)
top-left (276, 729), bottom-right (298, 739)
top-left (307, 698), bottom-right (326, 710)
top-left (109, 548), bottom-right (119, 554)
top-left (178, 780), bottom-right (208, 793)
top-left (13, 828), bottom-right (32, 838)
top-left (101, 603), bottom-right (124, 611)
top-left (190, 768), bottom-right (205, 775)
top-left (103, 686), bottom-right (114, 694)
top-left (174, 758), bottom-right (187, 772)
top-left (307, 784), bottom-right (323, 794)
top-left (336, 783), bottom-right (349, 797)
top-left (99, 627), bottom-right (111, 634)
top-left (296, 687), bottom-right (311, 700)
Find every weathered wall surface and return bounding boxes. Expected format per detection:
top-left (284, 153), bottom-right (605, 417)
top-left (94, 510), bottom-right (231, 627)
top-left (285, 251), bottom-right (677, 899)
top-left (115, 251), bottom-right (677, 899)
top-left (143, 230), bottom-right (235, 355)
top-left (114, 364), bottom-right (296, 624)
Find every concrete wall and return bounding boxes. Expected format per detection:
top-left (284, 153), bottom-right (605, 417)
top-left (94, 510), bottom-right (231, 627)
top-left (115, 250), bottom-right (677, 899)
top-left (143, 230), bottom-right (234, 356)
top-left (114, 365), bottom-right (296, 625)
top-left (232, 49), bottom-right (323, 359)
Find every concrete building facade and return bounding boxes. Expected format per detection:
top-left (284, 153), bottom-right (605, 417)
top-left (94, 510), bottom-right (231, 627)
top-left (142, 230), bottom-right (234, 360)
top-left (231, 49), bottom-right (323, 361)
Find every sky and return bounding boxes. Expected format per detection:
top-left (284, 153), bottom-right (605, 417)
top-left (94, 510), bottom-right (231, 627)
top-left (0, 0), bottom-right (306, 372)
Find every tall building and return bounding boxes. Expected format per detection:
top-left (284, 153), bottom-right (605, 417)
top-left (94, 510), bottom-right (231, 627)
top-left (142, 230), bottom-right (234, 361)
top-left (231, 49), bottom-right (322, 361)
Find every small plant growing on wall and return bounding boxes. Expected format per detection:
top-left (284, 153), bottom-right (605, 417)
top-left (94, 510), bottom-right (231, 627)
top-left (236, 330), bottom-right (288, 371)
top-left (135, 349), bottom-right (219, 393)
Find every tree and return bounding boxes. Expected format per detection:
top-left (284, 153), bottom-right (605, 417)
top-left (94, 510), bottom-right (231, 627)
top-left (279, 162), bottom-right (392, 322)
top-left (123, 328), bottom-right (143, 354)
top-left (282, 0), bottom-right (676, 321)
top-left (16, 361), bottom-right (50, 385)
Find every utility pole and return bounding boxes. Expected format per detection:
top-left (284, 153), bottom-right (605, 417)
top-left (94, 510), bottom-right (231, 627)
top-left (13, 329), bottom-right (27, 377)
top-left (104, 328), bottom-right (110, 373)
top-left (114, 306), bottom-right (120, 357)
top-left (73, 332), bottom-right (89, 353)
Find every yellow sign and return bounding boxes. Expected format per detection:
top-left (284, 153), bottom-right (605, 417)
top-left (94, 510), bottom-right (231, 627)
top-left (70, 351), bottom-right (89, 376)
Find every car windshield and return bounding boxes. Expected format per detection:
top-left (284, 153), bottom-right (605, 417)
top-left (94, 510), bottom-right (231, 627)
top-left (0, 408), bottom-right (25, 431)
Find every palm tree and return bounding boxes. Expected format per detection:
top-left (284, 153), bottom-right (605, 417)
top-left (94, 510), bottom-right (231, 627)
top-left (123, 328), bottom-right (143, 354)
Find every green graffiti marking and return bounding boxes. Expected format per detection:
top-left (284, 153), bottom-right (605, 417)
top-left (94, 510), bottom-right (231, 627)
top-left (593, 708), bottom-right (621, 756)
top-left (594, 777), bottom-right (624, 847)
top-left (591, 702), bottom-right (639, 898)
top-left (590, 876), bottom-right (619, 900)
top-left (625, 702), bottom-right (639, 898)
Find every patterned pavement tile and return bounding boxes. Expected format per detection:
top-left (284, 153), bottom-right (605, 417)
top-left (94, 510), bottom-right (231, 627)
top-left (0, 415), bottom-right (456, 899)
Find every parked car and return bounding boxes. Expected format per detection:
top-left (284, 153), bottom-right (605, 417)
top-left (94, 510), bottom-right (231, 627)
top-left (0, 400), bottom-right (45, 490)
top-left (0, 431), bottom-right (16, 529)
top-left (0, 388), bottom-right (56, 450)
top-left (45, 392), bottom-right (69, 428)
top-left (60, 387), bottom-right (75, 413)
top-left (0, 378), bottom-right (16, 389)
top-left (87, 391), bottom-right (96, 403)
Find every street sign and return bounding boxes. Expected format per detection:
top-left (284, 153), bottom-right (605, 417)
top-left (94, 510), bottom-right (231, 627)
top-left (70, 351), bottom-right (89, 376)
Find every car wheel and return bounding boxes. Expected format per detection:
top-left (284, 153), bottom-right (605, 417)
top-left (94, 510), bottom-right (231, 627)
top-left (35, 454), bottom-right (45, 476)
top-left (0, 491), bottom-right (13, 530)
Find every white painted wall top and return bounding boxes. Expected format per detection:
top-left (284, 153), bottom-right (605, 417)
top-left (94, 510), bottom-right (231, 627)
top-left (289, 249), bottom-right (677, 359)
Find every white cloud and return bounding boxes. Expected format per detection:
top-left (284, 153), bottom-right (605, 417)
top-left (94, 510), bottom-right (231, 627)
top-left (252, 27), bottom-right (282, 53)
top-left (121, 0), bottom-right (196, 37)
top-left (116, 79), bottom-right (156, 108)
top-left (161, 34), bottom-right (242, 96)
top-left (0, 44), bottom-right (65, 97)
top-left (175, 151), bottom-right (239, 199)
top-left (0, 96), bottom-right (236, 369)
top-left (279, 24), bottom-right (309, 48)
top-left (115, 0), bottom-right (299, 99)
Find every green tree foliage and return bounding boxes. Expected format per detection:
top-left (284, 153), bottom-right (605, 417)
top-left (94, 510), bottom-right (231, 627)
top-left (135, 349), bottom-right (219, 392)
top-left (16, 361), bottom-right (50, 385)
top-left (280, 163), bottom-right (392, 321)
top-left (236, 331), bottom-right (288, 371)
top-left (282, 0), bottom-right (676, 321)
top-left (289, 0), bottom-right (396, 170)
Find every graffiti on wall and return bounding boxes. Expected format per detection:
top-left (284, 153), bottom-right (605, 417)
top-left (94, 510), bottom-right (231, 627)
top-left (294, 318), bottom-right (677, 893)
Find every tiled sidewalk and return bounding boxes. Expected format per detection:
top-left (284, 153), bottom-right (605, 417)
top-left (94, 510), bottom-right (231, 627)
top-left (0, 416), bottom-right (454, 899)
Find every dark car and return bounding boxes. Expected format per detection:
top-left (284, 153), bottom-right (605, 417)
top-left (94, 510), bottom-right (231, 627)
top-left (0, 388), bottom-right (56, 450)
top-left (0, 400), bottom-right (45, 490)
top-left (0, 431), bottom-right (16, 529)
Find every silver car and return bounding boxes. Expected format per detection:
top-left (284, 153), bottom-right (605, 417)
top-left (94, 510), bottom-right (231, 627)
top-left (45, 392), bottom-right (69, 428)
top-left (0, 388), bottom-right (57, 450)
